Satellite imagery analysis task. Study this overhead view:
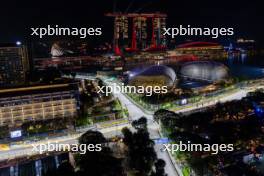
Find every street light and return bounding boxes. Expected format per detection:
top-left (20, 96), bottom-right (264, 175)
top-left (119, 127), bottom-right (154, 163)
top-left (16, 41), bottom-right (22, 46)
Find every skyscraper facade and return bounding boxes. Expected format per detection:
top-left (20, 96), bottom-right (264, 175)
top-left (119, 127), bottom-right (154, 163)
top-left (0, 45), bottom-right (29, 87)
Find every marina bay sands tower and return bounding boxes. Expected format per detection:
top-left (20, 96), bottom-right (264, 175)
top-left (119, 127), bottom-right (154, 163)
top-left (105, 13), bottom-right (167, 54)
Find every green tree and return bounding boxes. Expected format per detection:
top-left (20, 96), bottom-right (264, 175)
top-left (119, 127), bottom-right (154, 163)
top-left (56, 161), bottom-right (75, 176)
top-left (123, 117), bottom-right (157, 175)
top-left (132, 117), bottom-right (147, 130)
top-left (76, 130), bottom-right (124, 176)
top-left (151, 159), bottom-right (167, 176)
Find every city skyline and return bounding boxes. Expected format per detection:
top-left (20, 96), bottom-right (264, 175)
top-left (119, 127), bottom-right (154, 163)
top-left (0, 0), bottom-right (263, 45)
top-left (0, 1), bottom-right (264, 176)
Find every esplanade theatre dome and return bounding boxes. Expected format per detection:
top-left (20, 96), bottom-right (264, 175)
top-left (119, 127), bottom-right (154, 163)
top-left (180, 61), bottom-right (229, 82)
top-left (129, 65), bottom-right (177, 87)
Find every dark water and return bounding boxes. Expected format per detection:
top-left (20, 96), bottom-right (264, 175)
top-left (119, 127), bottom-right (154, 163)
top-left (226, 54), bottom-right (264, 79)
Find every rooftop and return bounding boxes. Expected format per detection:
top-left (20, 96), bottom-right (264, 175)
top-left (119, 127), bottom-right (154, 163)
top-left (0, 84), bottom-right (78, 98)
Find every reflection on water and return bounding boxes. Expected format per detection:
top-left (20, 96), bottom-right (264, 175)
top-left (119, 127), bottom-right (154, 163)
top-left (226, 54), bottom-right (264, 79)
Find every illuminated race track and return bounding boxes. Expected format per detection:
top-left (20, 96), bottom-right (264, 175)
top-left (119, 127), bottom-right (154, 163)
top-left (0, 125), bottom-right (128, 162)
top-left (104, 79), bottom-right (181, 176)
top-left (1, 75), bottom-right (264, 176)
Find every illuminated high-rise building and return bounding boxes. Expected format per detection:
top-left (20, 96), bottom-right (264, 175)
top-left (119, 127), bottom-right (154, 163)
top-left (0, 44), bottom-right (29, 88)
top-left (133, 17), bottom-right (148, 49)
top-left (106, 13), bottom-right (167, 54)
top-left (152, 17), bottom-right (166, 48)
top-left (0, 83), bottom-right (80, 138)
top-left (113, 16), bottom-right (129, 54)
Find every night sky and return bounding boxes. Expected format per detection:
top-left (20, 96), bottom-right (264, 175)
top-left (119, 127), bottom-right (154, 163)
top-left (1, 0), bottom-right (263, 45)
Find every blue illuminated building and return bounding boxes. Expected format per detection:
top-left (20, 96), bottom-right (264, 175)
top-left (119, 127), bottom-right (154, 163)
top-left (253, 102), bottom-right (264, 118)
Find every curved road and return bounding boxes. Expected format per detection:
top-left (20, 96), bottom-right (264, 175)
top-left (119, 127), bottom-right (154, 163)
top-left (1, 77), bottom-right (263, 175)
top-left (106, 80), bottom-right (181, 176)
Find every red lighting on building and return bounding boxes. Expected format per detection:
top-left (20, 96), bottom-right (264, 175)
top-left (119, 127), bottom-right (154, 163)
top-left (105, 13), bottom-right (167, 55)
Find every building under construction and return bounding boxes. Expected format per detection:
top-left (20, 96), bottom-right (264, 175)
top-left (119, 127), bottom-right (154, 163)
top-left (105, 13), bottom-right (167, 54)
